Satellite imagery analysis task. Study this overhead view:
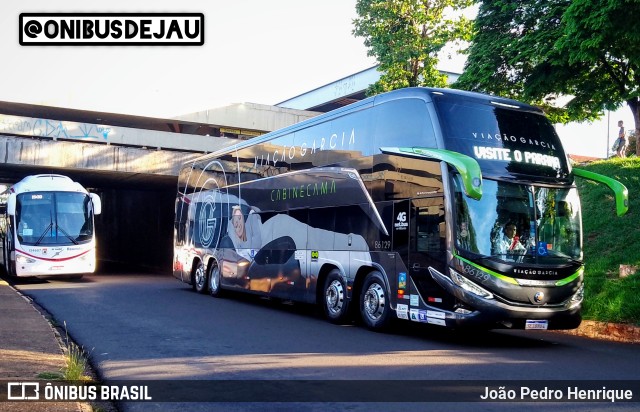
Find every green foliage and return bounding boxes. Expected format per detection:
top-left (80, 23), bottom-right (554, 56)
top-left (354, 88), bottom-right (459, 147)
top-left (454, 0), bottom-right (640, 136)
top-left (353, 0), bottom-right (475, 95)
top-left (63, 340), bottom-right (90, 381)
top-left (62, 321), bottom-right (91, 381)
top-left (577, 158), bottom-right (640, 324)
top-left (626, 131), bottom-right (637, 157)
top-left (37, 371), bottom-right (64, 380)
top-left (454, 0), bottom-right (583, 123)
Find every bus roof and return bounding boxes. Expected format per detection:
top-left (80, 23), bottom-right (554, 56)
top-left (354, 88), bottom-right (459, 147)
top-left (8, 174), bottom-right (89, 195)
top-left (190, 87), bottom-right (544, 166)
top-left (373, 87), bottom-right (541, 111)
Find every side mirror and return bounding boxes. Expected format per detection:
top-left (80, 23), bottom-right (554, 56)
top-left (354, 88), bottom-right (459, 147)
top-left (7, 193), bottom-right (16, 216)
top-left (573, 168), bottom-right (628, 216)
top-left (90, 193), bottom-right (102, 215)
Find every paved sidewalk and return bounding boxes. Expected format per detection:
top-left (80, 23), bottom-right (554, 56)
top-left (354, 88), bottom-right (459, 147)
top-left (0, 279), bottom-right (84, 412)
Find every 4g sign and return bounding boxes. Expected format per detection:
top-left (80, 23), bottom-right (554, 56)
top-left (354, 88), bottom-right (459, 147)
top-left (394, 211), bottom-right (408, 230)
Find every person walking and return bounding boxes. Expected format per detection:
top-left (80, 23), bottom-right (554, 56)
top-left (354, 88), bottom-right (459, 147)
top-left (616, 120), bottom-right (627, 158)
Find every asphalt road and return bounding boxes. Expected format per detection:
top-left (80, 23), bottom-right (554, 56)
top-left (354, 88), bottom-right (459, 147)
top-left (12, 272), bottom-right (640, 412)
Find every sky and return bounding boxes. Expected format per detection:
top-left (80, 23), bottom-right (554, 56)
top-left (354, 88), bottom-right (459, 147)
top-left (1, 0), bottom-right (379, 117)
top-left (0, 0), bottom-right (632, 158)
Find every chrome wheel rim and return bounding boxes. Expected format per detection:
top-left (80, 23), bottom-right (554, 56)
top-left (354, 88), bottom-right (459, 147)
top-left (195, 264), bottom-right (205, 290)
top-left (325, 279), bottom-right (345, 316)
top-left (363, 282), bottom-right (385, 321)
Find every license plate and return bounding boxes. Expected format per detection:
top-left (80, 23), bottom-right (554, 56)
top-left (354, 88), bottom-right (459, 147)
top-left (525, 320), bottom-right (548, 330)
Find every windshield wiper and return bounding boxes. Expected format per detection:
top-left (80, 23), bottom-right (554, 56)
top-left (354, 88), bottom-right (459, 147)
top-left (34, 222), bottom-right (53, 246)
top-left (56, 224), bottom-right (79, 245)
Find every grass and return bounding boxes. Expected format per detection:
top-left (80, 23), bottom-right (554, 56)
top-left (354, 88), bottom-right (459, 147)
top-left (36, 322), bottom-right (105, 411)
top-left (576, 157), bottom-right (640, 325)
top-left (34, 321), bottom-right (93, 382)
top-left (37, 371), bottom-right (64, 379)
top-left (61, 321), bottom-right (92, 381)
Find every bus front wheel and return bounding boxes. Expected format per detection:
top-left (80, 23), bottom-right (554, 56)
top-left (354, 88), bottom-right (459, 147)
top-left (323, 269), bottom-right (350, 324)
top-left (192, 261), bottom-right (208, 294)
top-left (360, 271), bottom-right (392, 330)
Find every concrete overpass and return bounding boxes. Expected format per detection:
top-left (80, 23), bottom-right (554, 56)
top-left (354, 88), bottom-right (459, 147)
top-left (0, 100), bottom-right (318, 273)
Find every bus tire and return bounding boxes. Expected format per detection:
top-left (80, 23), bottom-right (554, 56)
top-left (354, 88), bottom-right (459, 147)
top-left (192, 261), bottom-right (208, 294)
top-left (360, 271), bottom-right (392, 331)
top-left (208, 262), bottom-right (223, 297)
top-left (322, 269), bottom-right (350, 324)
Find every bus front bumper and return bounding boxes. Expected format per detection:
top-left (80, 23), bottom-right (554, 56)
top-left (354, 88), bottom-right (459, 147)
top-left (14, 253), bottom-right (96, 277)
top-left (427, 267), bottom-right (582, 330)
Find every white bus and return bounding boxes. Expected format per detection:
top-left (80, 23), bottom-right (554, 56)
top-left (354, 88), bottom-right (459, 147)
top-left (1, 174), bottom-right (102, 278)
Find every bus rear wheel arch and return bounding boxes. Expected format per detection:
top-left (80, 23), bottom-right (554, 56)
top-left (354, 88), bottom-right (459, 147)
top-left (322, 268), bottom-right (351, 324)
top-left (192, 260), bottom-right (208, 294)
top-left (359, 270), bottom-right (393, 331)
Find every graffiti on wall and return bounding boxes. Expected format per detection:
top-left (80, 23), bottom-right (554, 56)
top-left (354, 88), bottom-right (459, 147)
top-left (0, 114), bottom-right (112, 141)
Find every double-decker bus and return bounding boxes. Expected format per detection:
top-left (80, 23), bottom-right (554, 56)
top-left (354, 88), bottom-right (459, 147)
top-left (1, 174), bottom-right (102, 279)
top-left (173, 87), bottom-right (628, 331)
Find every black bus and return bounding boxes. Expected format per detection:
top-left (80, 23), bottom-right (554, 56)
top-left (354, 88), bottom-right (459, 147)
top-left (173, 87), bottom-right (628, 331)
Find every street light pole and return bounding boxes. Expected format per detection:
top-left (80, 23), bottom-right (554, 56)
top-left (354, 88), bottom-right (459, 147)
top-left (606, 110), bottom-right (610, 158)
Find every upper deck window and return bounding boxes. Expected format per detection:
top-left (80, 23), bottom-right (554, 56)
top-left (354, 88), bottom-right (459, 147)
top-left (432, 94), bottom-right (570, 181)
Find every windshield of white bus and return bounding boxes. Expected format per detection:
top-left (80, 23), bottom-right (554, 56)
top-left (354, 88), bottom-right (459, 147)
top-left (452, 176), bottom-right (582, 263)
top-left (16, 192), bottom-right (94, 246)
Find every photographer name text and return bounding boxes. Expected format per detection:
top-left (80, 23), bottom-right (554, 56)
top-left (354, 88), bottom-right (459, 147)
top-left (481, 386), bottom-right (634, 402)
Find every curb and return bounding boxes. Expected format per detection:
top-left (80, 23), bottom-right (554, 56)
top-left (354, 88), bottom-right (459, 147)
top-left (0, 280), bottom-right (108, 412)
top-left (560, 320), bottom-right (640, 343)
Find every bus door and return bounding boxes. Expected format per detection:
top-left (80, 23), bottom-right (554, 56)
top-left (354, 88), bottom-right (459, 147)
top-left (407, 197), bottom-right (452, 312)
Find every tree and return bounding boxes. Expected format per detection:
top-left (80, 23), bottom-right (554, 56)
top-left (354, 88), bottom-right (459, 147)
top-left (559, 0), bottom-right (640, 155)
top-left (455, 0), bottom-right (640, 154)
top-left (353, 0), bottom-right (475, 95)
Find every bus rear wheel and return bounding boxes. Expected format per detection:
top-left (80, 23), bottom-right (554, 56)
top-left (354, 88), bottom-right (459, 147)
top-left (323, 269), bottom-right (350, 324)
top-left (192, 261), bottom-right (208, 294)
top-left (208, 262), bottom-right (223, 297)
top-left (360, 271), bottom-right (392, 330)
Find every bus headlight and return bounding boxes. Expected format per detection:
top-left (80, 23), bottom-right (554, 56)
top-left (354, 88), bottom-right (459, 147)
top-left (16, 254), bottom-right (36, 264)
top-left (449, 268), bottom-right (494, 299)
top-left (570, 283), bottom-right (584, 303)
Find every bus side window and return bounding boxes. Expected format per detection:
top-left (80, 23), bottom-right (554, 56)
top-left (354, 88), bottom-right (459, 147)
top-left (336, 204), bottom-right (372, 250)
top-left (374, 99), bottom-right (436, 150)
top-left (286, 209), bottom-right (309, 251)
top-left (307, 207), bottom-right (336, 252)
top-left (175, 198), bottom-right (187, 246)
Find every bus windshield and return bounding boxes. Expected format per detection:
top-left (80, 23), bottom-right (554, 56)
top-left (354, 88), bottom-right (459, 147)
top-left (16, 192), bottom-right (94, 245)
top-left (453, 176), bottom-right (582, 263)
